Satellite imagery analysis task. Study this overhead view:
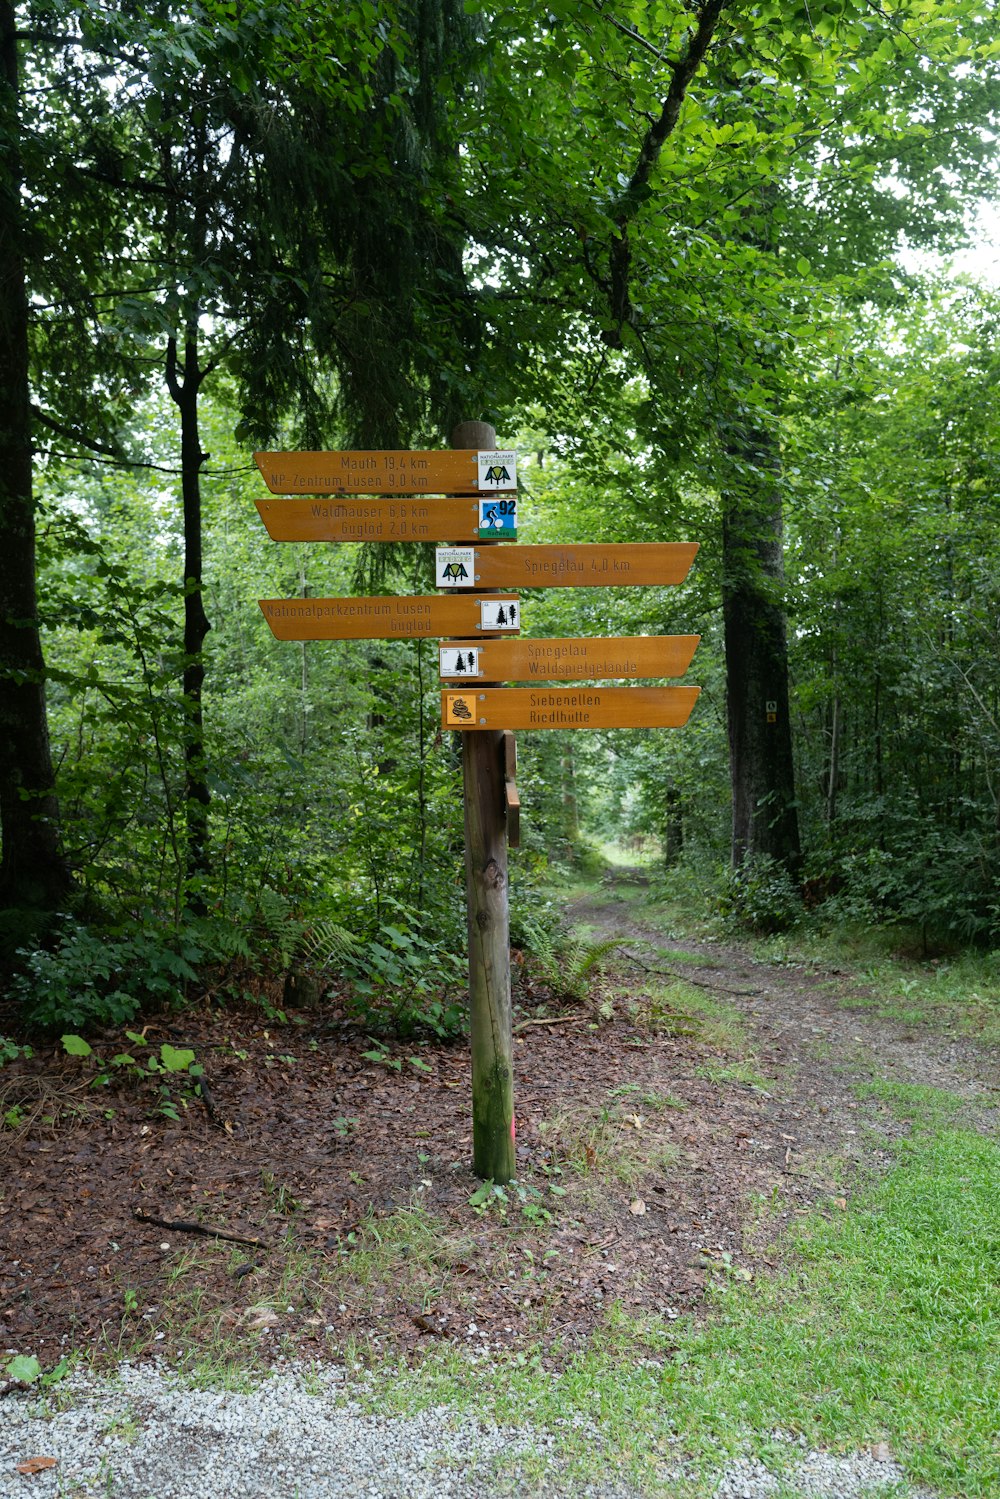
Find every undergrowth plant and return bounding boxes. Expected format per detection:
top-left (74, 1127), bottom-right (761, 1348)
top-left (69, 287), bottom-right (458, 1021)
top-left (516, 916), bottom-right (622, 1005)
top-left (61, 1032), bottom-right (205, 1120)
top-left (11, 919), bottom-right (201, 1031)
top-left (300, 909), bottom-right (466, 1037)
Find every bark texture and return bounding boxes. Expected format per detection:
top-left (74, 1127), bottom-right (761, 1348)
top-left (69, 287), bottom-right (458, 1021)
top-left (166, 334), bottom-right (211, 896)
top-left (721, 422), bottom-right (801, 871)
top-left (0, 4), bottom-right (69, 908)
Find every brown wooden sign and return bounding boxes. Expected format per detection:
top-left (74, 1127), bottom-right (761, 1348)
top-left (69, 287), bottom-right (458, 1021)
top-left (255, 449), bottom-right (516, 496)
top-left (439, 635), bottom-right (699, 683)
top-left (259, 594), bottom-right (521, 641)
top-left (435, 542), bottom-right (697, 589)
top-left (442, 685), bottom-right (700, 731)
top-left (255, 496), bottom-right (511, 544)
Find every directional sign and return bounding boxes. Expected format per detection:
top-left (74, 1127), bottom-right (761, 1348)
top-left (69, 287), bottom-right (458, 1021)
top-left (438, 635), bottom-right (700, 682)
top-left (442, 686), bottom-right (700, 731)
top-left (434, 542), bottom-right (698, 589)
top-left (254, 496), bottom-right (518, 544)
top-left (255, 449), bottom-right (517, 496)
top-left (259, 595), bottom-right (521, 641)
top-left (436, 546), bottom-right (476, 587)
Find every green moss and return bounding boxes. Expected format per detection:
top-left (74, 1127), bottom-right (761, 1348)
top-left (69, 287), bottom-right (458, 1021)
top-left (472, 1057), bottom-right (515, 1183)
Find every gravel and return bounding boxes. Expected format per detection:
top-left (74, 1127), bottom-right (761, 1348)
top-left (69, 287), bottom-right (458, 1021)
top-left (0, 1362), bottom-right (934, 1498)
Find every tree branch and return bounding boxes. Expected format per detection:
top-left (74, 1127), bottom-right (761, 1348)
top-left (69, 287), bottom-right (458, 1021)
top-left (31, 404), bottom-right (123, 459)
top-left (592, 5), bottom-right (681, 69)
top-left (165, 335), bottom-right (182, 403)
top-left (607, 0), bottom-right (728, 340)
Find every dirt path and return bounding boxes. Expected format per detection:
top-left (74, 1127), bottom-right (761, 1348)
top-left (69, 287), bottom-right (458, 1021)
top-left (572, 885), bottom-right (999, 1199)
top-left (3, 891), bottom-right (999, 1498)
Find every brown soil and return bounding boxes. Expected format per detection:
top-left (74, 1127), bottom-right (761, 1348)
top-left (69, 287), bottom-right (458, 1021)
top-left (1, 881), bottom-right (997, 1374)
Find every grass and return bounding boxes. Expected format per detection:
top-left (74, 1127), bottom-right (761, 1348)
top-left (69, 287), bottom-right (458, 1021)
top-left (563, 852), bottom-right (1000, 1046)
top-left (637, 977), bottom-right (754, 1056)
top-left (537, 1093), bottom-right (681, 1188)
top-left (331, 873), bottom-right (998, 1495)
top-left (744, 925), bottom-right (1000, 1045)
top-left (694, 1059), bottom-right (774, 1091)
top-left (352, 1110), bottom-right (1000, 1498)
top-left (20, 858), bottom-right (999, 1496)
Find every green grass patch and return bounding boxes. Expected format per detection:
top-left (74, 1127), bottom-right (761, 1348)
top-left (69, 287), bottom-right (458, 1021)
top-left (853, 1079), bottom-right (967, 1124)
top-left (854, 952), bottom-right (1000, 1043)
top-left (537, 1090), bottom-right (681, 1187)
top-left (748, 926), bottom-right (1000, 1045)
top-left (639, 978), bottom-right (754, 1056)
top-left (359, 1122), bottom-right (1000, 1498)
top-left (695, 1060), bottom-right (774, 1091)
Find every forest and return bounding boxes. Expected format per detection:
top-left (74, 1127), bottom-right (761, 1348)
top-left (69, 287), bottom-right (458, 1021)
top-left (3, 0), bottom-right (1000, 1036)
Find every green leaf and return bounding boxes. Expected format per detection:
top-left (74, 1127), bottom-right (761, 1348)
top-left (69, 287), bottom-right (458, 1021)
top-left (5, 1354), bottom-right (41, 1384)
top-left (61, 1035), bottom-right (92, 1058)
top-left (159, 1044), bottom-right (196, 1072)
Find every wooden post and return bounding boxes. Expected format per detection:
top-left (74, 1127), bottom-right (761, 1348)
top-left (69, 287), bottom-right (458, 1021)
top-left (451, 420), bottom-right (516, 1184)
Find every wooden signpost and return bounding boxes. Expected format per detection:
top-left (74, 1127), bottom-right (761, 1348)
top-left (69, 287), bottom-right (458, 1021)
top-left (252, 425), bottom-right (700, 1187)
top-left (434, 542), bottom-right (696, 589)
top-left (259, 594), bottom-right (521, 641)
top-left (255, 495), bottom-right (517, 543)
top-left (255, 449), bottom-right (516, 496)
top-left (443, 685), bottom-right (700, 731)
top-left (438, 635), bottom-right (700, 682)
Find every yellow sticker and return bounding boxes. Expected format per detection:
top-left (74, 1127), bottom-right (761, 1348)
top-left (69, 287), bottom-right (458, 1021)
top-left (445, 694), bottom-right (476, 726)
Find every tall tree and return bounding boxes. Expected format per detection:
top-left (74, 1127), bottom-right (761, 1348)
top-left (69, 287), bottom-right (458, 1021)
top-left (457, 0), bottom-right (1000, 874)
top-left (13, 0), bottom-right (480, 908)
top-left (0, 0), bottom-right (115, 909)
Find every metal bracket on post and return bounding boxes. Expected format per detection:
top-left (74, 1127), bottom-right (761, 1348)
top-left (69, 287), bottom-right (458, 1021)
top-left (502, 730), bottom-right (520, 848)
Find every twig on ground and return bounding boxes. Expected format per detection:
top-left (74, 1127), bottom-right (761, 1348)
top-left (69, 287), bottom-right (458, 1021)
top-left (132, 1207), bottom-right (268, 1249)
top-left (620, 948), bottom-right (763, 997)
top-left (512, 1014), bottom-right (587, 1033)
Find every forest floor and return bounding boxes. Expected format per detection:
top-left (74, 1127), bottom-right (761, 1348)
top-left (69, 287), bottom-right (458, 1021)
top-left (2, 868), bottom-right (996, 1380)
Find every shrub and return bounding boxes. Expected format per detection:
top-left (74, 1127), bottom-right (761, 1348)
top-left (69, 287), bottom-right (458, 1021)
top-left (12, 919), bottom-right (199, 1031)
top-left (717, 854), bottom-right (803, 934)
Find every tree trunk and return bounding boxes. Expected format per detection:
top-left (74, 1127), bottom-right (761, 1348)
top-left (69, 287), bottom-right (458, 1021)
top-left (721, 420), bottom-right (801, 873)
top-left (663, 785), bottom-right (683, 865)
top-left (0, 4), bottom-right (69, 910)
top-left (166, 334), bottom-right (211, 903)
top-left (561, 744), bottom-right (579, 849)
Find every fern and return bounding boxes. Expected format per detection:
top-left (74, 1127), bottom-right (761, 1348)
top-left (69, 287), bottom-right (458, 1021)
top-left (519, 920), bottom-right (622, 1004)
top-left (297, 919), bottom-right (365, 974)
top-left (249, 889), bottom-right (307, 971)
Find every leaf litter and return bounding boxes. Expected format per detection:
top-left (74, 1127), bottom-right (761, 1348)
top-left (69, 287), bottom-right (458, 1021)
top-left (0, 887), bottom-right (996, 1375)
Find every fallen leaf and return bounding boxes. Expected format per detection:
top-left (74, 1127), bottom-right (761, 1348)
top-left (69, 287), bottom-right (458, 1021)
top-left (626, 1113), bottom-right (645, 1130)
top-left (244, 1305), bottom-right (280, 1330)
top-left (16, 1457), bottom-right (58, 1475)
top-left (629, 1199), bottom-right (647, 1215)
